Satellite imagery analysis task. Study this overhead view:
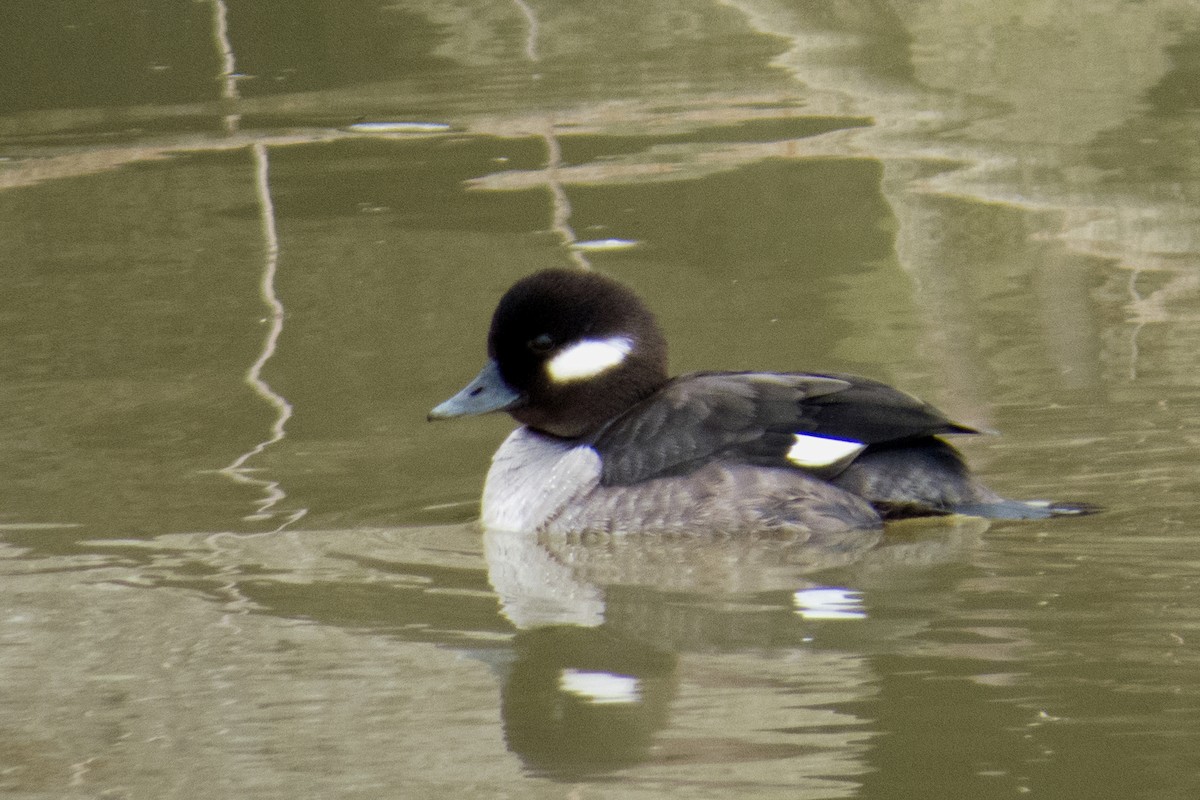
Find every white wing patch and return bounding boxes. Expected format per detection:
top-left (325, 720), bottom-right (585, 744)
top-left (546, 336), bottom-right (634, 383)
top-left (786, 433), bottom-right (866, 468)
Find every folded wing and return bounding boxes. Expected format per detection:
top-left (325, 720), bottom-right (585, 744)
top-left (592, 372), bottom-right (977, 486)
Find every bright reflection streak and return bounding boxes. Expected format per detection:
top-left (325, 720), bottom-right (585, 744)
top-left (512, 0), bottom-right (540, 63)
top-left (345, 121), bottom-right (451, 133)
top-left (793, 587), bottom-right (867, 620)
top-left (542, 125), bottom-right (592, 271)
top-left (512, 0), bottom-right (591, 271)
top-left (218, 144), bottom-right (305, 531)
top-left (209, 0), bottom-right (240, 132)
top-left (559, 669), bottom-right (642, 705)
top-left (205, 2), bottom-right (302, 530)
top-left (571, 238), bottom-right (639, 252)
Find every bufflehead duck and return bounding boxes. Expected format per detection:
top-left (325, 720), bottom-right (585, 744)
top-left (430, 269), bottom-right (1092, 535)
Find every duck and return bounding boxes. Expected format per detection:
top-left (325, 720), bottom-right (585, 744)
top-left (429, 268), bottom-right (1093, 536)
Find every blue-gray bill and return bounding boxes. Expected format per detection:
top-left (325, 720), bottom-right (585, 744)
top-left (429, 359), bottom-right (522, 420)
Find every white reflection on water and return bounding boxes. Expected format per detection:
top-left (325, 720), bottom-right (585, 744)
top-left (513, 0), bottom-right (540, 63)
top-left (510, 0), bottom-right (596, 273)
top-left (559, 669), bottom-right (642, 705)
top-left (543, 124), bottom-right (594, 271)
top-left (203, 0), bottom-right (303, 529)
top-left (793, 587), bottom-right (867, 620)
top-left (345, 121), bottom-right (453, 133)
top-left (208, 0), bottom-right (240, 132)
top-left (216, 144), bottom-right (305, 530)
top-left (571, 238), bottom-right (640, 251)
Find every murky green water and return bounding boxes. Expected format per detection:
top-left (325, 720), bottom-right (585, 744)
top-left (2, 2), bottom-right (1199, 798)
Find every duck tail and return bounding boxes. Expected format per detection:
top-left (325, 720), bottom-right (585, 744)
top-left (950, 498), bottom-right (1101, 520)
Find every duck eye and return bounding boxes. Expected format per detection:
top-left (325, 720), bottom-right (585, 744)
top-left (528, 333), bottom-right (555, 354)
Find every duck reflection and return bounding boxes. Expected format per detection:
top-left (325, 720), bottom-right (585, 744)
top-left (500, 624), bottom-right (675, 777)
top-left (485, 519), bottom-right (987, 778)
top-left (485, 526), bottom-right (883, 629)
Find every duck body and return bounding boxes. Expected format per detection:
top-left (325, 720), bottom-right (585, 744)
top-left (430, 269), bottom-right (1090, 535)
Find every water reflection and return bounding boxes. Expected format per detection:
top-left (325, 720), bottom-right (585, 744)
top-left (3, 0), bottom-right (1200, 797)
top-left (216, 143), bottom-right (306, 529)
top-left (502, 625), bottom-right (676, 777)
top-left (481, 517), bottom-right (987, 780)
top-left (0, 515), bottom-right (991, 788)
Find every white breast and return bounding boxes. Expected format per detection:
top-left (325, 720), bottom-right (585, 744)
top-left (481, 427), bottom-right (603, 532)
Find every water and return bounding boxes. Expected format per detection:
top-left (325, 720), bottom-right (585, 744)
top-left (2, 2), bottom-right (1199, 798)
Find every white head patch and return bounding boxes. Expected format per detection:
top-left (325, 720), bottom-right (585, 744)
top-left (546, 336), bottom-right (634, 383)
top-left (786, 434), bottom-right (866, 468)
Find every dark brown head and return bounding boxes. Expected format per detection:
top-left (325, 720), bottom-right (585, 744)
top-left (430, 269), bottom-right (669, 438)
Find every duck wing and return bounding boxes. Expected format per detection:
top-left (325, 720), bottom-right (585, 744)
top-left (591, 371), bottom-right (977, 486)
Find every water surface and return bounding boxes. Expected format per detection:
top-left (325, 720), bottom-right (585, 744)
top-left (2, 2), bottom-right (1199, 798)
